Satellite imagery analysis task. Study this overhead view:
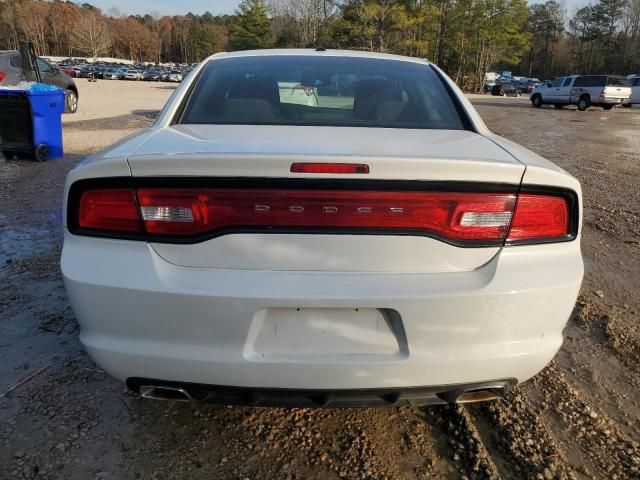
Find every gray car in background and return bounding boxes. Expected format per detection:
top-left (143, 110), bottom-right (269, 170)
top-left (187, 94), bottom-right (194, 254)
top-left (0, 50), bottom-right (78, 113)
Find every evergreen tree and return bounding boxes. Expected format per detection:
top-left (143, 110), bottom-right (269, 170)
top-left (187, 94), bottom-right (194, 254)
top-left (229, 0), bottom-right (273, 50)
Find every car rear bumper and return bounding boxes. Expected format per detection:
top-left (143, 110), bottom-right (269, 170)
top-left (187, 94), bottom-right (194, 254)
top-left (125, 377), bottom-right (517, 407)
top-left (61, 232), bottom-right (583, 392)
top-left (599, 96), bottom-right (629, 104)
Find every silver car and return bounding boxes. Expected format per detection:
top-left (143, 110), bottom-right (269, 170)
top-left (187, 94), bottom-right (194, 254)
top-left (0, 50), bottom-right (78, 113)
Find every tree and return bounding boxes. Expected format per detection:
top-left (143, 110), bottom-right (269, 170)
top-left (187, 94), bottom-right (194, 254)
top-left (522, 1), bottom-right (565, 78)
top-left (16, 0), bottom-right (49, 55)
top-left (270, 0), bottom-right (337, 47)
top-left (229, 0), bottom-right (273, 50)
top-left (72, 11), bottom-right (112, 59)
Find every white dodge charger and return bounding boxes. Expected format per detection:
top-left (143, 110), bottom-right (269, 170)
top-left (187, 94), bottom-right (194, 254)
top-left (61, 50), bottom-right (583, 407)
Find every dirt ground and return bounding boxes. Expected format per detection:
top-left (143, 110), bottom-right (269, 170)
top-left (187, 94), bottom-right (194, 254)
top-left (1, 82), bottom-right (639, 480)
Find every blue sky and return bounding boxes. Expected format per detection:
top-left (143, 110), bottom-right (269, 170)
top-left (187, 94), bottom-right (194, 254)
top-left (87, 0), bottom-right (587, 18)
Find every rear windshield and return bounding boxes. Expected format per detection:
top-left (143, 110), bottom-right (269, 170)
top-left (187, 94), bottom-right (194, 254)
top-left (606, 76), bottom-right (627, 86)
top-left (178, 56), bottom-right (466, 130)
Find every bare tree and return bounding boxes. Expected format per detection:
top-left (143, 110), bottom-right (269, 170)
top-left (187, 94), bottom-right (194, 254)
top-left (72, 12), bottom-right (112, 59)
top-left (270, 0), bottom-right (336, 46)
top-left (17, 0), bottom-right (49, 55)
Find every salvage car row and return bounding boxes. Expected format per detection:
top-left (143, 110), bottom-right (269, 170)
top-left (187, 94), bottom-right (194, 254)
top-left (47, 59), bottom-right (194, 83)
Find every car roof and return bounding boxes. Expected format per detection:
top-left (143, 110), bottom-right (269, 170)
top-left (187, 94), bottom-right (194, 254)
top-left (208, 48), bottom-right (431, 66)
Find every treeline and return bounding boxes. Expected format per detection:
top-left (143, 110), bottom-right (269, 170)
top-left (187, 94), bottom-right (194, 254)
top-left (1, 0), bottom-right (639, 91)
top-left (522, 0), bottom-right (640, 80)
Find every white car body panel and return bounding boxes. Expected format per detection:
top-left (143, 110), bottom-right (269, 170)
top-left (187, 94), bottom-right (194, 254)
top-left (62, 234), bottom-right (582, 389)
top-left (127, 125), bottom-right (523, 181)
top-left (61, 49), bottom-right (584, 403)
top-left (629, 77), bottom-right (639, 104)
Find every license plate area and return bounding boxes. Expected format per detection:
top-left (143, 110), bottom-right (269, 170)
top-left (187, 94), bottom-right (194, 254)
top-left (244, 308), bottom-right (408, 361)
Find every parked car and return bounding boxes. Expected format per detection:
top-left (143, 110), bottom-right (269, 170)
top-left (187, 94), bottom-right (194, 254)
top-left (142, 70), bottom-right (162, 81)
top-left (519, 78), bottom-right (541, 94)
top-left (57, 65), bottom-right (76, 77)
top-left (623, 75), bottom-right (639, 106)
top-left (490, 84), bottom-right (504, 96)
top-left (102, 68), bottom-right (121, 80)
top-left (0, 50), bottom-right (79, 113)
top-left (61, 49), bottom-right (583, 408)
top-left (167, 70), bottom-right (183, 82)
top-left (125, 70), bottom-right (143, 81)
top-left (531, 75), bottom-right (631, 111)
top-left (490, 82), bottom-right (521, 97)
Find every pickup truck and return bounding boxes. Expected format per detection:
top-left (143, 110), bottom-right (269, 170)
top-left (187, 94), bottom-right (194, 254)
top-left (530, 75), bottom-right (631, 111)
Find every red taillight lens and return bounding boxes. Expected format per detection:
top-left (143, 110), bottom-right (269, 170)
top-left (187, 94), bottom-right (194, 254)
top-left (71, 185), bottom-right (574, 245)
top-left (78, 189), bottom-right (142, 233)
top-left (136, 188), bottom-right (516, 242)
top-left (507, 194), bottom-right (570, 241)
top-left (0, 71), bottom-right (6, 82)
top-left (290, 163), bottom-right (370, 174)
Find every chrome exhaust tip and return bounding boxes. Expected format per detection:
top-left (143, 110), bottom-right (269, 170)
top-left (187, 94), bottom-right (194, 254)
top-left (437, 381), bottom-right (511, 404)
top-left (456, 385), bottom-right (506, 403)
top-left (139, 385), bottom-right (194, 402)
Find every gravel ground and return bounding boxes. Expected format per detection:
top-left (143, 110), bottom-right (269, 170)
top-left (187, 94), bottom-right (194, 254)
top-left (1, 83), bottom-right (639, 480)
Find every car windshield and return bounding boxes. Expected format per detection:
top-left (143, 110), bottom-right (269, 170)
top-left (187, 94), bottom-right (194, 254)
top-left (179, 55), bottom-right (466, 130)
top-left (607, 76), bottom-right (628, 87)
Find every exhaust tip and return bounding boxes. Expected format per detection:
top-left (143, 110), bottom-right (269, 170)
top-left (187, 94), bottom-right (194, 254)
top-left (139, 385), bottom-right (194, 402)
top-left (456, 386), bottom-right (506, 403)
top-left (437, 381), bottom-right (511, 404)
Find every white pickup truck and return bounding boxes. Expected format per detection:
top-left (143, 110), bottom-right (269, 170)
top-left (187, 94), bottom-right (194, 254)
top-left (530, 75), bottom-right (631, 111)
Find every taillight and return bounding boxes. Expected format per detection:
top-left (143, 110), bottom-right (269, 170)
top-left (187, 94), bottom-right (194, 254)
top-left (507, 194), bottom-right (570, 241)
top-left (0, 71), bottom-right (6, 82)
top-left (78, 189), bottom-right (142, 233)
top-left (136, 189), bottom-right (517, 242)
top-left (70, 183), bottom-right (575, 246)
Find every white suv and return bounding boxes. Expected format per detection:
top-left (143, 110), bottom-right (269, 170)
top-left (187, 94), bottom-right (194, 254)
top-left (62, 50), bottom-right (583, 407)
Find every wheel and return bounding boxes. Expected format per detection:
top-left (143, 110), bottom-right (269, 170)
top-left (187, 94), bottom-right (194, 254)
top-left (2, 150), bottom-right (18, 160)
top-left (602, 104), bottom-right (614, 110)
top-left (65, 89), bottom-right (78, 114)
top-left (577, 96), bottom-right (590, 111)
top-left (34, 144), bottom-right (49, 162)
top-left (554, 104), bottom-right (564, 109)
top-left (531, 95), bottom-right (542, 108)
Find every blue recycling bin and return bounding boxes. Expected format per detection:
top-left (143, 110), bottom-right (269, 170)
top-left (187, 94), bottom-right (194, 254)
top-left (0, 85), bottom-right (65, 161)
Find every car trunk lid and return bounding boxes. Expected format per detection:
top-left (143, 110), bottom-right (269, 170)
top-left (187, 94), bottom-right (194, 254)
top-left (128, 125), bottom-right (524, 273)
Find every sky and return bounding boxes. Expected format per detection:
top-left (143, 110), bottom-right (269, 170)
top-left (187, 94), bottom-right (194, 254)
top-left (87, 0), bottom-right (588, 18)
top-left (87, 0), bottom-right (242, 16)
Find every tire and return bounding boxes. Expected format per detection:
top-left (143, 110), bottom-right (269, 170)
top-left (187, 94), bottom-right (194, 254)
top-left (34, 144), bottom-right (49, 162)
top-left (577, 95), bottom-right (590, 111)
top-left (2, 150), bottom-right (17, 160)
top-left (531, 95), bottom-right (542, 108)
top-left (602, 104), bottom-right (614, 110)
top-left (622, 104), bottom-right (632, 108)
top-left (65, 89), bottom-right (78, 114)
top-left (554, 104), bottom-right (564, 109)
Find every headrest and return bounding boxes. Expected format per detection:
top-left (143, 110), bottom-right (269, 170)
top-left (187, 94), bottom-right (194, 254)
top-left (228, 76), bottom-right (280, 108)
top-left (353, 79), bottom-right (401, 120)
